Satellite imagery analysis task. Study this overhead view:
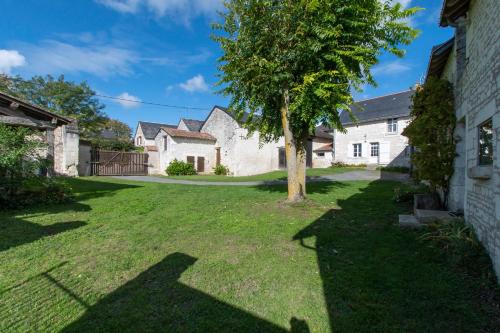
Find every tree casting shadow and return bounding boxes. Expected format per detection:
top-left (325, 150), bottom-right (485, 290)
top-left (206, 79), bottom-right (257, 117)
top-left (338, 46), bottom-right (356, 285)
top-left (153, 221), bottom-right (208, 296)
top-left (62, 252), bottom-right (309, 333)
top-left (0, 178), bottom-right (141, 252)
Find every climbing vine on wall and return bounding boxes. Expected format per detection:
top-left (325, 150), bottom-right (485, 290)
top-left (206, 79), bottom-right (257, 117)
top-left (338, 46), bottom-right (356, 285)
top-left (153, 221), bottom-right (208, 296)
top-left (403, 77), bottom-right (456, 208)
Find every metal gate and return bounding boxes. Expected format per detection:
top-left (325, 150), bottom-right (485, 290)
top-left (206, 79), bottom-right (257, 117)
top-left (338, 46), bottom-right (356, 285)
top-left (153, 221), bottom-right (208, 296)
top-left (90, 150), bottom-right (149, 176)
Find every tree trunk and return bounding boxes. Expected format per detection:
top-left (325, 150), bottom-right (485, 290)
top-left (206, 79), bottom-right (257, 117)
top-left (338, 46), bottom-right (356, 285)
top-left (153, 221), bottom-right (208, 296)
top-left (281, 90), bottom-right (306, 202)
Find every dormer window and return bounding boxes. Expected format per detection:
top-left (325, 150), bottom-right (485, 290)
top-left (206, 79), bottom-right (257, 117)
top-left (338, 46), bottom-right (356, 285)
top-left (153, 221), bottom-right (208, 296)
top-left (387, 118), bottom-right (398, 133)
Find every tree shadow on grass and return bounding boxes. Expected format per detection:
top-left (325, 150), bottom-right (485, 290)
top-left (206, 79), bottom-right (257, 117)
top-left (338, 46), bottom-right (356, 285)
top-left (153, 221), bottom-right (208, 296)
top-left (254, 180), bottom-right (348, 195)
top-left (0, 178), bottom-right (141, 253)
top-left (62, 252), bottom-right (309, 333)
top-left (292, 180), bottom-right (498, 332)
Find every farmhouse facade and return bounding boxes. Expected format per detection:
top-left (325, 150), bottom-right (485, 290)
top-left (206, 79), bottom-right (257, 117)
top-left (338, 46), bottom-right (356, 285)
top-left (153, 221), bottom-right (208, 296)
top-left (135, 106), bottom-right (333, 176)
top-left (333, 90), bottom-right (413, 167)
top-left (0, 91), bottom-right (80, 176)
top-left (428, 0), bottom-right (500, 277)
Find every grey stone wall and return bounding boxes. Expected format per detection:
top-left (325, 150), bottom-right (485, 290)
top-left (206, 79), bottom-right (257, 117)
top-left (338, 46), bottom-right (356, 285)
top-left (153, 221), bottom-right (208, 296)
top-left (448, 0), bottom-right (500, 278)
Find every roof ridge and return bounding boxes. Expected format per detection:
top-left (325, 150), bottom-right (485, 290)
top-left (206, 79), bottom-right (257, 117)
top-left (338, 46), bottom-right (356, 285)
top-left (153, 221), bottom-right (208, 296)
top-left (353, 89), bottom-right (413, 104)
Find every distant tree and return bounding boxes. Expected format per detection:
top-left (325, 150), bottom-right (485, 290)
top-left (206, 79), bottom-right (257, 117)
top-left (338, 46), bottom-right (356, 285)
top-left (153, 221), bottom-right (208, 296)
top-left (214, 0), bottom-right (420, 202)
top-left (91, 118), bottom-right (135, 151)
top-left (403, 77), bottom-right (456, 208)
top-left (0, 75), bottom-right (107, 137)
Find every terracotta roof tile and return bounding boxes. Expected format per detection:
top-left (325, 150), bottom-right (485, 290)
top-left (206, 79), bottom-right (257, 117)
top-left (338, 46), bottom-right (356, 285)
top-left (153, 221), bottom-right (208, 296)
top-left (314, 143), bottom-right (333, 152)
top-left (161, 127), bottom-right (216, 141)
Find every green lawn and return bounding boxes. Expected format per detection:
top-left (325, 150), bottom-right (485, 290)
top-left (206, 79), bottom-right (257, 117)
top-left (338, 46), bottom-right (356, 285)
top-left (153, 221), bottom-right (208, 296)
top-left (164, 166), bottom-right (364, 182)
top-left (0, 178), bottom-right (498, 332)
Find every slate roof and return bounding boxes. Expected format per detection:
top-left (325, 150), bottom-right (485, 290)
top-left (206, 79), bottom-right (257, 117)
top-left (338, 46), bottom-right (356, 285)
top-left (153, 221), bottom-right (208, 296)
top-left (0, 91), bottom-right (72, 125)
top-left (181, 118), bottom-right (205, 132)
top-left (138, 121), bottom-right (176, 140)
top-left (440, 0), bottom-right (470, 27)
top-left (426, 37), bottom-right (454, 80)
top-left (339, 90), bottom-right (413, 126)
top-left (161, 127), bottom-right (216, 141)
top-left (314, 125), bottom-right (333, 139)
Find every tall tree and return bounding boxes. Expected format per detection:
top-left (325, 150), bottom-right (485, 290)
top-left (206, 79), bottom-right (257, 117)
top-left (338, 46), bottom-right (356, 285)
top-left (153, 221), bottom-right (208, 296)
top-left (214, 0), bottom-right (420, 202)
top-left (0, 75), bottom-right (107, 137)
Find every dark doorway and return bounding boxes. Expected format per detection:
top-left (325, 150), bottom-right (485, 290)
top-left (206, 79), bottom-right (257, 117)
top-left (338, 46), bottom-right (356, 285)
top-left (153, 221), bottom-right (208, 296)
top-left (186, 156), bottom-right (195, 167)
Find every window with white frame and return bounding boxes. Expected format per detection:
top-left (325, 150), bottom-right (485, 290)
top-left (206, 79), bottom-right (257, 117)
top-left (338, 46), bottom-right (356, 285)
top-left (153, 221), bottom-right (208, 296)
top-left (370, 142), bottom-right (379, 157)
top-left (137, 136), bottom-right (142, 145)
top-left (163, 136), bottom-right (168, 151)
top-left (387, 118), bottom-right (398, 133)
top-left (478, 118), bottom-right (493, 165)
top-left (353, 143), bottom-right (362, 157)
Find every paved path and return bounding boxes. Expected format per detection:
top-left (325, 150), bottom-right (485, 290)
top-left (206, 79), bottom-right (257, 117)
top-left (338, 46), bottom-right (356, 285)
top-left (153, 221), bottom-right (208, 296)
top-left (112, 170), bottom-right (410, 186)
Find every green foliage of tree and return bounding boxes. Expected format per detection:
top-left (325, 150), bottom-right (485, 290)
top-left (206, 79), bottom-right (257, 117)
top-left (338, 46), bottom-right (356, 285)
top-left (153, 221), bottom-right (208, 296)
top-left (0, 124), bottom-right (46, 179)
top-left (402, 77), bottom-right (456, 208)
top-left (213, 0), bottom-right (420, 201)
top-left (90, 119), bottom-right (135, 151)
top-left (0, 74), bottom-right (107, 137)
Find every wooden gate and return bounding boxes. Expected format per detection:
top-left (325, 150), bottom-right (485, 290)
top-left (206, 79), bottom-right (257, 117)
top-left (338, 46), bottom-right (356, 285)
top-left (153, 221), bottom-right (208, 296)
top-left (91, 150), bottom-right (149, 176)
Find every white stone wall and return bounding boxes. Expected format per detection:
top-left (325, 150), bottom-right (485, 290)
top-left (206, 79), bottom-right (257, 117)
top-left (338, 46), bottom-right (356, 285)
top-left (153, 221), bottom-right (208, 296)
top-left (177, 120), bottom-right (189, 131)
top-left (54, 124), bottom-right (79, 176)
top-left (201, 108), bottom-right (284, 176)
top-left (133, 125), bottom-right (155, 148)
top-left (443, 0), bottom-right (500, 278)
top-left (312, 138), bottom-right (333, 168)
top-left (333, 118), bottom-right (411, 166)
top-left (155, 129), bottom-right (215, 174)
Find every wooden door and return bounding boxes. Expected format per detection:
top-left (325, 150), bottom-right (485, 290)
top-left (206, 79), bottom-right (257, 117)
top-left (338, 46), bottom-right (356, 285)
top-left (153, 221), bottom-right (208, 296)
top-left (197, 156), bottom-right (205, 173)
top-left (216, 148), bottom-right (221, 167)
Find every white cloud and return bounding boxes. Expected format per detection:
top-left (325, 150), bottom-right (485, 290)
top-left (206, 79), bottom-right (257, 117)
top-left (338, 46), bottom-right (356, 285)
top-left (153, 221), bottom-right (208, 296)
top-left (17, 40), bottom-right (138, 78)
top-left (372, 60), bottom-right (412, 75)
top-left (179, 74), bottom-right (209, 92)
top-left (391, 0), bottom-right (411, 8)
top-left (96, 0), bottom-right (140, 13)
top-left (0, 50), bottom-right (26, 74)
top-left (96, 0), bottom-right (223, 22)
top-left (115, 92), bottom-right (142, 108)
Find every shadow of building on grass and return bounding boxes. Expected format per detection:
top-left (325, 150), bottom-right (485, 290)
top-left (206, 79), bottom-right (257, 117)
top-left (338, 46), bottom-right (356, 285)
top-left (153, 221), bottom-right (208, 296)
top-left (62, 252), bottom-right (309, 333)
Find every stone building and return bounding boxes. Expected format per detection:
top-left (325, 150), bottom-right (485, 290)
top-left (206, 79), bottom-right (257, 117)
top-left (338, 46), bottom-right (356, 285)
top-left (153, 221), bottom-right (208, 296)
top-left (136, 106), bottom-right (333, 176)
top-left (0, 91), bottom-right (80, 176)
top-left (332, 90), bottom-right (413, 167)
top-left (428, 0), bottom-right (499, 277)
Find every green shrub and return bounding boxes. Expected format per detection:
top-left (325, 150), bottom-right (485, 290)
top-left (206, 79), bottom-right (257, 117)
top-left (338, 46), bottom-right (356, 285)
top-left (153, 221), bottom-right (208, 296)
top-left (214, 165), bottom-right (230, 175)
top-left (331, 162), bottom-right (366, 168)
top-left (419, 220), bottom-right (495, 280)
top-left (377, 166), bottom-right (410, 173)
top-left (0, 177), bottom-right (73, 210)
top-left (166, 159), bottom-right (196, 176)
top-left (392, 184), bottom-right (429, 203)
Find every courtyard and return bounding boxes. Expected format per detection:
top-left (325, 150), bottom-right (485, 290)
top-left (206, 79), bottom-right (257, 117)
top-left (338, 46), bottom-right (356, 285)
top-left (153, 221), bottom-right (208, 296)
top-left (1, 178), bottom-right (498, 332)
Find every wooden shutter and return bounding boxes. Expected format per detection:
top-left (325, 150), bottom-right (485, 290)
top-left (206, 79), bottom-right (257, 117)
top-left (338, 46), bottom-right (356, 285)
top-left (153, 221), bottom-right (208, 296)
top-left (197, 156), bottom-right (205, 172)
top-left (187, 156), bottom-right (195, 167)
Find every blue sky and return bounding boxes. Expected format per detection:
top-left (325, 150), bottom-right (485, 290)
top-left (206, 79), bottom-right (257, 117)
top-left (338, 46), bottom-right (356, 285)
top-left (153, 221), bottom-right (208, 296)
top-left (0, 0), bottom-right (453, 130)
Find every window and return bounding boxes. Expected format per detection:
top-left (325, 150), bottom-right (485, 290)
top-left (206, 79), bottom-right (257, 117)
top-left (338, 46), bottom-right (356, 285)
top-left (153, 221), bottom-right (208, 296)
top-left (353, 143), bottom-right (362, 157)
top-left (370, 142), bottom-right (379, 157)
top-left (317, 152), bottom-right (325, 157)
top-left (478, 119), bottom-right (493, 165)
top-left (163, 136), bottom-right (168, 151)
top-left (387, 118), bottom-right (398, 133)
top-left (137, 136), bottom-right (142, 145)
